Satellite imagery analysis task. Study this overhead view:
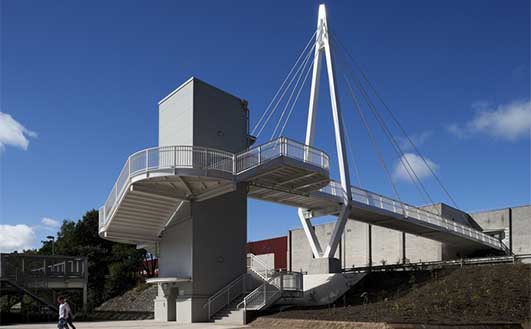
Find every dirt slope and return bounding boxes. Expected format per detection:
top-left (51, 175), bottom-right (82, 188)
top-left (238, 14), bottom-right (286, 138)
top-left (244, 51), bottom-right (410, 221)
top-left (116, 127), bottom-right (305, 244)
top-left (263, 264), bottom-right (530, 324)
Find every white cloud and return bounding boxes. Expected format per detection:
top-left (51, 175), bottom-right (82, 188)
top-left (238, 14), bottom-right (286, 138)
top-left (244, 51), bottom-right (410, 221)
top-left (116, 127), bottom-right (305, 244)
top-left (41, 217), bottom-right (60, 228)
top-left (0, 112), bottom-right (37, 151)
top-left (0, 224), bottom-right (37, 252)
top-left (393, 153), bottom-right (438, 182)
top-left (397, 131), bottom-right (432, 151)
top-left (448, 100), bottom-right (531, 141)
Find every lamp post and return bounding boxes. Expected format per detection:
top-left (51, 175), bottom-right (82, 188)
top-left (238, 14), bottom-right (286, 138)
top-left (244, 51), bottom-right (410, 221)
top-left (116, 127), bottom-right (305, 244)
top-left (46, 236), bottom-right (55, 256)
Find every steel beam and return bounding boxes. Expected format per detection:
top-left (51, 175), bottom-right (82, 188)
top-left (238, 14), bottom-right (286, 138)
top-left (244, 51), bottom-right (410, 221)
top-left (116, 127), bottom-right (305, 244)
top-left (298, 208), bottom-right (323, 258)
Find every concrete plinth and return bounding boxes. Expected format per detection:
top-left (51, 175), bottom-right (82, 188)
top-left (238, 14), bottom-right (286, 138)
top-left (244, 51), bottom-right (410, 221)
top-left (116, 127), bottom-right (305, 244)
top-left (309, 257), bottom-right (341, 274)
top-left (154, 284), bottom-right (177, 321)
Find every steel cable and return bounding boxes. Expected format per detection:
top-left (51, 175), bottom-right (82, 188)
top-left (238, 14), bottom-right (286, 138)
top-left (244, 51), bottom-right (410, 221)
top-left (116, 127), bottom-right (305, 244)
top-left (252, 32), bottom-right (317, 137)
top-left (330, 31), bottom-right (458, 208)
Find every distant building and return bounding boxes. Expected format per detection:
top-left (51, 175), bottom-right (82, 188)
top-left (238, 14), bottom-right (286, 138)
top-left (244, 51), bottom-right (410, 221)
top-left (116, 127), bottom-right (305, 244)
top-left (471, 204), bottom-right (531, 255)
top-left (282, 204), bottom-right (530, 272)
top-left (247, 236), bottom-right (287, 270)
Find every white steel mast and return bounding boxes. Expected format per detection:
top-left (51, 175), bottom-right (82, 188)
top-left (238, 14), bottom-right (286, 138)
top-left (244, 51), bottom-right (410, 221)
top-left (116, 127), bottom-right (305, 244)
top-left (298, 4), bottom-right (352, 259)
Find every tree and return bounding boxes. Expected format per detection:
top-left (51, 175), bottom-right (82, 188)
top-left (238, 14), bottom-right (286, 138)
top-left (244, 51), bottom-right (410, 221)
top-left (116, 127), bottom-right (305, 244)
top-left (34, 210), bottom-right (146, 310)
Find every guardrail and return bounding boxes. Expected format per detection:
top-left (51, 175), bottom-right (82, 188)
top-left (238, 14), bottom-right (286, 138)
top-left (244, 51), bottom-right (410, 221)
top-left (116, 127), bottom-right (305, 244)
top-left (0, 254), bottom-right (87, 284)
top-left (320, 181), bottom-right (509, 252)
top-left (236, 137), bottom-right (329, 173)
top-left (203, 272), bottom-right (250, 320)
top-left (343, 254), bottom-right (531, 273)
top-left (101, 145), bottom-right (235, 228)
top-left (237, 271), bottom-right (303, 311)
top-left (100, 137), bottom-right (330, 230)
top-left (247, 254), bottom-right (275, 281)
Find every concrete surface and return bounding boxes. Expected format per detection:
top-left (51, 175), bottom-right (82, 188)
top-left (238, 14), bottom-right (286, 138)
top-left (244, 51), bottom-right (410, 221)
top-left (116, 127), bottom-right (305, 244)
top-left (287, 272), bottom-right (365, 306)
top-left (288, 204), bottom-right (531, 273)
top-left (0, 320), bottom-right (246, 329)
top-left (155, 78), bottom-right (250, 323)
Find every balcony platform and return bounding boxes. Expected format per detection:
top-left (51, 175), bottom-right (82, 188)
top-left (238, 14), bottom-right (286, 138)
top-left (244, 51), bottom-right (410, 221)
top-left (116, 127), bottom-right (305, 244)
top-left (99, 138), bottom-right (330, 244)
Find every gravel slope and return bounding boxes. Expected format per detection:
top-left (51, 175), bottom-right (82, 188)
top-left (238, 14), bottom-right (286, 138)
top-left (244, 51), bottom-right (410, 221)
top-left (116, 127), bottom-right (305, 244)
top-left (95, 284), bottom-right (157, 312)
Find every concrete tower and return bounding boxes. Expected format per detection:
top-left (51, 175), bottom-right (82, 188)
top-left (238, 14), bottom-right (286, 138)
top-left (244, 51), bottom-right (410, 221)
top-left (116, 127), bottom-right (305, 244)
top-left (154, 77), bottom-right (250, 322)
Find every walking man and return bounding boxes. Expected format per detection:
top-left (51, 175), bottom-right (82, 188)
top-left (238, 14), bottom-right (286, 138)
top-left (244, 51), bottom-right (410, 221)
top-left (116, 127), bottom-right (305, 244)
top-left (64, 298), bottom-right (76, 329)
top-left (57, 296), bottom-right (66, 329)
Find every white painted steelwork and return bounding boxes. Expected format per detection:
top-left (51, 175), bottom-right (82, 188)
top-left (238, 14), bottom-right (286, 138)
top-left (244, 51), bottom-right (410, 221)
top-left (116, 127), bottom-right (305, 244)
top-left (99, 137), bottom-right (330, 244)
top-left (302, 4), bottom-right (352, 259)
top-left (318, 181), bottom-right (509, 252)
top-left (99, 136), bottom-right (508, 252)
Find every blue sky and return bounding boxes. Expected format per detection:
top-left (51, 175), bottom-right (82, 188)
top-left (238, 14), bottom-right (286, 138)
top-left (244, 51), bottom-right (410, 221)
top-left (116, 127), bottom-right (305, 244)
top-left (1, 0), bottom-right (529, 251)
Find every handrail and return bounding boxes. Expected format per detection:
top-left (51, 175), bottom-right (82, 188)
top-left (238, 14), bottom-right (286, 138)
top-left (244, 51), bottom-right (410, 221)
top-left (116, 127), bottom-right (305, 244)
top-left (236, 271), bottom-right (303, 311)
top-left (101, 144), bottom-right (235, 229)
top-left (236, 137), bottom-right (329, 173)
top-left (202, 272), bottom-right (249, 320)
top-left (206, 272), bottom-right (246, 304)
top-left (236, 282), bottom-right (281, 310)
top-left (319, 180), bottom-right (509, 251)
top-left (247, 254), bottom-right (275, 281)
top-left (100, 137), bottom-right (330, 231)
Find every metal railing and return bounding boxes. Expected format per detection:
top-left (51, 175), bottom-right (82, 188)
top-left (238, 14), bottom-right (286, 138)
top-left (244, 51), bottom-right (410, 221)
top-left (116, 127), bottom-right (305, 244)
top-left (101, 145), bottom-right (235, 229)
top-left (247, 254), bottom-right (275, 281)
top-left (237, 254), bottom-right (303, 311)
top-left (203, 253), bottom-right (304, 319)
top-left (343, 254), bottom-right (531, 273)
top-left (236, 137), bottom-right (329, 173)
top-left (100, 137), bottom-right (330, 231)
top-left (320, 181), bottom-right (509, 252)
top-left (0, 254), bottom-right (87, 285)
top-left (237, 271), bottom-right (303, 311)
top-left (237, 281), bottom-right (281, 311)
top-left (203, 272), bottom-right (250, 320)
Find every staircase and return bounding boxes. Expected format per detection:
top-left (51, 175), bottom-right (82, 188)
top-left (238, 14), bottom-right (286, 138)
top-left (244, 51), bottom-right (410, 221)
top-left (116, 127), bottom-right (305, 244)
top-left (0, 279), bottom-right (58, 312)
top-left (204, 253), bottom-right (303, 325)
top-left (210, 297), bottom-right (246, 325)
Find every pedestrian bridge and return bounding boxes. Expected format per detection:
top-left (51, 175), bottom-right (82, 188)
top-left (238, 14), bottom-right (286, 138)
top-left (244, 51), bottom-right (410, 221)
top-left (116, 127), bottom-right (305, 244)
top-left (98, 137), bottom-right (508, 254)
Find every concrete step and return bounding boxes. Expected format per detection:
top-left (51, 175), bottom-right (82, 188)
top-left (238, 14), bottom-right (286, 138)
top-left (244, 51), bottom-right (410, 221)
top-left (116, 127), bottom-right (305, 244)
top-left (212, 306), bottom-right (246, 325)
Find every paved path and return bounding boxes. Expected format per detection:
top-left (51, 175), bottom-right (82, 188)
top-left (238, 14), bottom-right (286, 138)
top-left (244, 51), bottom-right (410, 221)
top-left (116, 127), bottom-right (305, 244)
top-left (0, 320), bottom-right (246, 329)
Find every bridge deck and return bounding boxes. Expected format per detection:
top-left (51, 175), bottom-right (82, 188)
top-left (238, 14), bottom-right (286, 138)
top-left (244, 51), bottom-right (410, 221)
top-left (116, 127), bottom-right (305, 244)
top-left (99, 137), bottom-right (507, 253)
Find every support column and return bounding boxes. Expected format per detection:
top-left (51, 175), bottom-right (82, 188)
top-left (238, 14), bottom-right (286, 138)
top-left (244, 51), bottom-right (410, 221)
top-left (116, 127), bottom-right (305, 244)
top-left (154, 283), bottom-right (177, 321)
top-left (298, 209), bottom-right (323, 258)
top-left (300, 4), bottom-right (353, 273)
top-left (82, 258), bottom-right (88, 314)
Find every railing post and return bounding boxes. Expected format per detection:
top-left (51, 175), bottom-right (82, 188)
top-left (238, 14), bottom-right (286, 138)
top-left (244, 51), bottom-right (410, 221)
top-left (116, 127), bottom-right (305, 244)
top-left (43, 259), bottom-right (47, 286)
top-left (258, 146), bottom-right (261, 164)
top-left (145, 149), bottom-right (148, 171)
top-left (263, 284), bottom-right (266, 306)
